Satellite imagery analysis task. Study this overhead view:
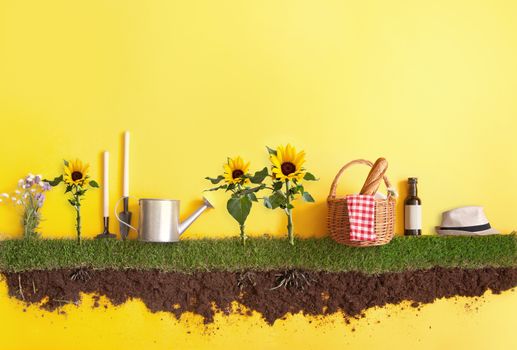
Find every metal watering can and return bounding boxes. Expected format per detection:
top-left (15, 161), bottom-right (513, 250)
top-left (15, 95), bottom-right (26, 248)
top-left (115, 197), bottom-right (213, 242)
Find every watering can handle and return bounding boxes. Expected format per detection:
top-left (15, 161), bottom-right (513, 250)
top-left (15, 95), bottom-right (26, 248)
top-left (114, 196), bottom-right (138, 233)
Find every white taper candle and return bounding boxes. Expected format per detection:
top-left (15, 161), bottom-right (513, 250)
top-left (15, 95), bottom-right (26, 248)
top-left (123, 131), bottom-right (130, 197)
top-left (103, 151), bottom-right (109, 217)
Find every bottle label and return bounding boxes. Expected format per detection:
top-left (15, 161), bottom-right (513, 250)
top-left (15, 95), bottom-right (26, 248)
top-left (405, 205), bottom-right (422, 230)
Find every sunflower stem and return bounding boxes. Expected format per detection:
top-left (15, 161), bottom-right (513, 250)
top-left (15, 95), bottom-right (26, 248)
top-left (74, 193), bottom-right (81, 244)
top-left (239, 224), bottom-right (247, 246)
top-left (75, 207), bottom-right (81, 244)
top-left (285, 180), bottom-right (294, 245)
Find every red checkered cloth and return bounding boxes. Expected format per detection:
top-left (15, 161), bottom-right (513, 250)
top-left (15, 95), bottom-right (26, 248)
top-left (346, 194), bottom-right (376, 241)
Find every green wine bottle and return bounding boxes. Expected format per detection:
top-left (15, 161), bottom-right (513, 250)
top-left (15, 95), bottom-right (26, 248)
top-left (404, 177), bottom-right (422, 236)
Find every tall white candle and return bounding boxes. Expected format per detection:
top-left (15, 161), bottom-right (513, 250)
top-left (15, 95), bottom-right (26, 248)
top-left (123, 131), bottom-right (130, 197)
top-left (103, 151), bottom-right (109, 217)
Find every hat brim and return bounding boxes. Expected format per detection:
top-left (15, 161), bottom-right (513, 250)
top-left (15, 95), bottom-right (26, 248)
top-left (435, 227), bottom-right (499, 236)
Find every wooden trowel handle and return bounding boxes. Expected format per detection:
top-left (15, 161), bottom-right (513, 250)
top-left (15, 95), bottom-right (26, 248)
top-left (359, 158), bottom-right (388, 195)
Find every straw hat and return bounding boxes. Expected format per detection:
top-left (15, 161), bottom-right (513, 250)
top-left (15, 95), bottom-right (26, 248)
top-left (435, 206), bottom-right (499, 236)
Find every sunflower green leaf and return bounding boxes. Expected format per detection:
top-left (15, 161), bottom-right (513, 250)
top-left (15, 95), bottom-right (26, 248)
top-left (266, 146), bottom-right (277, 156)
top-left (206, 175), bottom-right (225, 184)
top-left (46, 175), bottom-right (63, 187)
top-left (266, 191), bottom-right (288, 209)
top-left (247, 192), bottom-right (258, 202)
top-left (302, 192), bottom-right (315, 202)
top-left (250, 167), bottom-right (269, 184)
top-left (272, 181), bottom-right (283, 191)
top-left (89, 180), bottom-right (99, 188)
top-left (227, 196), bottom-right (252, 226)
top-left (206, 184), bottom-right (228, 192)
top-left (303, 172), bottom-right (317, 181)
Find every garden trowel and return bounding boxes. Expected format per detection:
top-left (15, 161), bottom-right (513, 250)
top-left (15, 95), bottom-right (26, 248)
top-left (118, 197), bottom-right (132, 240)
top-left (95, 217), bottom-right (116, 239)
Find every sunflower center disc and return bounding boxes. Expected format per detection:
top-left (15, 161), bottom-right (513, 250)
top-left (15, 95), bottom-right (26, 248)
top-left (232, 170), bottom-right (244, 179)
top-left (281, 162), bottom-right (296, 176)
top-left (71, 171), bottom-right (83, 181)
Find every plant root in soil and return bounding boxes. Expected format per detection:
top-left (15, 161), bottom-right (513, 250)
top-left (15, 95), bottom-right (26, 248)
top-left (70, 269), bottom-right (91, 283)
top-left (270, 269), bottom-right (314, 291)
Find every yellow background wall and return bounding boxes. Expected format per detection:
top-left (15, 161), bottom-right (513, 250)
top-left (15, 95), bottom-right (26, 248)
top-left (0, 1), bottom-right (516, 349)
top-left (1, 0), bottom-right (517, 238)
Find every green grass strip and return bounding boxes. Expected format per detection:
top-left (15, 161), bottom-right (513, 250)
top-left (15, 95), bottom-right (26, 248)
top-left (0, 235), bottom-right (515, 274)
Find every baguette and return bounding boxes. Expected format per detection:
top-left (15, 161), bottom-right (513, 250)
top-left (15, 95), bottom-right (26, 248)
top-left (359, 158), bottom-right (388, 195)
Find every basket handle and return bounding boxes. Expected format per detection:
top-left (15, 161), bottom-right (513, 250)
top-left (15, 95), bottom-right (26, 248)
top-left (328, 159), bottom-right (393, 199)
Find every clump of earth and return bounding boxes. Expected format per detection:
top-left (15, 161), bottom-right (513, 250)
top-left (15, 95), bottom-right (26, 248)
top-left (3, 267), bottom-right (516, 324)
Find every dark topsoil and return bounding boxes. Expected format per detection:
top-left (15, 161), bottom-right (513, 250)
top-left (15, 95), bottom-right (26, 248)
top-left (3, 267), bottom-right (517, 325)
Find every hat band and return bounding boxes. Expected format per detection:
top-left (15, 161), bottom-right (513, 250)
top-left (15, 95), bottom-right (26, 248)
top-left (439, 223), bottom-right (491, 232)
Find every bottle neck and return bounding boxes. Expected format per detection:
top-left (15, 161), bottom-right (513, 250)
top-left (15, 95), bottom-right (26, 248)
top-left (408, 183), bottom-right (418, 197)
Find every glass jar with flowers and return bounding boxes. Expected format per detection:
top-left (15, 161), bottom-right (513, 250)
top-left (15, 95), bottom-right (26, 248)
top-left (0, 174), bottom-right (52, 239)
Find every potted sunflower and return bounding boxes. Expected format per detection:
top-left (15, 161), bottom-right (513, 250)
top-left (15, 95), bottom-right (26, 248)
top-left (206, 156), bottom-right (268, 245)
top-left (264, 144), bottom-right (317, 245)
top-left (47, 159), bottom-right (99, 244)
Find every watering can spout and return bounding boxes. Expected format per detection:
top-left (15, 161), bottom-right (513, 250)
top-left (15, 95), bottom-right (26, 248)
top-left (178, 197), bottom-right (214, 235)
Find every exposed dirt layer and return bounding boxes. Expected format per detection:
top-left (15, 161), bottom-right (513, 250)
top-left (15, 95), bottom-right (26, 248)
top-left (3, 267), bottom-right (517, 324)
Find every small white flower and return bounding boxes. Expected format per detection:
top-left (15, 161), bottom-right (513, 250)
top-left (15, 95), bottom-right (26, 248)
top-left (15, 190), bottom-right (21, 194)
top-left (30, 189), bottom-right (36, 193)
top-left (23, 193), bottom-right (29, 199)
top-left (16, 200), bottom-right (22, 205)
top-left (11, 197), bottom-right (17, 201)
top-left (1, 193), bottom-right (9, 198)
top-left (18, 179), bottom-right (24, 186)
top-left (0, 198), bottom-right (3, 203)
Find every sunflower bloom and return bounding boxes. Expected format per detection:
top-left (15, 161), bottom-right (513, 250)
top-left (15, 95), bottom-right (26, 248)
top-left (223, 156), bottom-right (250, 185)
top-left (270, 144), bottom-right (306, 181)
top-left (64, 159), bottom-right (90, 187)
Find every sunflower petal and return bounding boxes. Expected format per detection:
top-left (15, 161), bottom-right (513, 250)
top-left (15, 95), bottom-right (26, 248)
top-left (285, 144), bottom-right (295, 161)
top-left (236, 156), bottom-right (244, 169)
top-left (270, 155), bottom-right (281, 169)
top-left (294, 150), bottom-right (306, 167)
top-left (276, 146), bottom-right (285, 163)
top-left (243, 161), bottom-right (250, 174)
top-left (224, 173), bottom-right (233, 183)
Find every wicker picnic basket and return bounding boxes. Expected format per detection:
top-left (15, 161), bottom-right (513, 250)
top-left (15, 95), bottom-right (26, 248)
top-left (327, 159), bottom-right (396, 247)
